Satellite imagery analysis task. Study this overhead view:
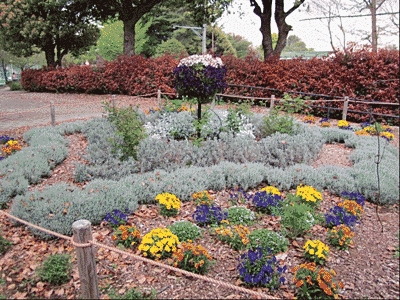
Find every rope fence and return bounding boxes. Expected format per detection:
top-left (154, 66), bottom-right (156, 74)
top-left (1, 86), bottom-right (398, 124)
top-left (0, 210), bottom-right (278, 299)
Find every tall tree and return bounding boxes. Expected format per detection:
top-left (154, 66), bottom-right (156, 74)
top-left (227, 33), bottom-right (253, 58)
top-left (0, 0), bottom-right (100, 67)
top-left (283, 34), bottom-right (314, 52)
top-left (248, 0), bottom-right (306, 60)
top-left (88, 0), bottom-right (232, 56)
top-left (351, 0), bottom-right (389, 52)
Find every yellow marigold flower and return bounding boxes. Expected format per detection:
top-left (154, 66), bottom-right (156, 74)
top-left (296, 185), bottom-right (322, 203)
top-left (380, 131), bottom-right (394, 140)
top-left (337, 120), bottom-right (349, 128)
top-left (260, 186), bottom-right (281, 196)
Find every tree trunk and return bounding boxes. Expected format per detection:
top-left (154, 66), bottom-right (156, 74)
top-left (123, 17), bottom-right (138, 56)
top-left (44, 44), bottom-right (56, 67)
top-left (260, 1), bottom-right (274, 59)
top-left (371, 0), bottom-right (378, 52)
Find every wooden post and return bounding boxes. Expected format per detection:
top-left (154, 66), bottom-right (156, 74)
top-left (112, 95), bottom-right (116, 108)
top-left (270, 95), bottom-right (275, 113)
top-left (72, 220), bottom-right (99, 299)
top-left (157, 89), bottom-right (162, 107)
top-left (50, 101), bottom-right (55, 126)
top-left (342, 96), bottom-right (349, 120)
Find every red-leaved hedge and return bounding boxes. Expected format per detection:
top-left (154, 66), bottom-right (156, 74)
top-left (21, 49), bottom-right (399, 123)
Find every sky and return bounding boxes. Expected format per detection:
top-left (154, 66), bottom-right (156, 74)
top-left (217, 0), bottom-right (399, 51)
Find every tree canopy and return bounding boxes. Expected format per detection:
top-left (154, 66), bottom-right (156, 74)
top-left (0, 0), bottom-right (100, 66)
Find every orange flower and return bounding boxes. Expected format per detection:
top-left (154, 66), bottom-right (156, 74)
top-left (295, 280), bottom-right (304, 288)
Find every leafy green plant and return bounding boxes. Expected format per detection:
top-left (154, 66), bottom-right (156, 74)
top-left (247, 229), bottom-right (289, 254)
top-left (104, 102), bottom-right (147, 160)
top-left (0, 234), bottom-right (12, 255)
top-left (214, 221), bottom-right (250, 250)
top-left (274, 93), bottom-right (310, 114)
top-left (108, 287), bottom-right (156, 299)
top-left (9, 81), bottom-right (22, 91)
top-left (226, 206), bottom-right (255, 225)
top-left (278, 196), bottom-right (321, 239)
top-left (171, 241), bottom-right (213, 274)
top-left (260, 113), bottom-right (298, 137)
top-left (224, 101), bottom-right (253, 133)
top-left (168, 221), bottom-right (202, 242)
top-left (37, 254), bottom-right (72, 285)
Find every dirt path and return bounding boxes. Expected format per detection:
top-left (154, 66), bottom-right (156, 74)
top-left (0, 88), bottom-right (159, 132)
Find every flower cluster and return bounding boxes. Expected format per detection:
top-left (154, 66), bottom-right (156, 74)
top-left (260, 186), bottom-right (281, 196)
top-left (1, 139), bottom-right (22, 156)
top-left (303, 115), bottom-right (316, 124)
top-left (303, 240), bottom-right (330, 265)
top-left (192, 204), bottom-right (227, 226)
top-left (337, 120), bottom-right (352, 130)
top-left (144, 107), bottom-right (161, 114)
top-left (192, 190), bottom-right (214, 206)
top-left (319, 118), bottom-right (331, 127)
top-left (155, 192), bottom-right (181, 217)
top-left (0, 135), bottom-right (12, 144)
top-left (251, 191), bottom-right (283, 214)
top-left (341, 191), bottom-right (365, 207)
top-left (173, 54), bottom-right (227, 102)
top-left (292, 262), bottom-right (344, 299)
top-left (237, 247), bottom-right (286, 289)
top-left (328, 224), bottom-right (354, 250)
top-left (355, 123), bottom-right (394, 140)
top-left (338, 200), bottom-right (363, 218)
top-left (138, 228), bottom-right (179, 260)
top-left (177, 54), bottom-right (224, 68)
top-left (112, 225), bottom-right (141, 249)
top-left (296, 185), bottom-right (323, 207)
top-left (104, 209), bottom-right (128, 228)
top-left (214, 221), bottom-right (250, 250)
top-left (324, 206), bottom-right (358, 228)
top-left (172, 241), bottom-right (213, 274)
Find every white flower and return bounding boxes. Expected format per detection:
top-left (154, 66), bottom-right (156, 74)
top-left (178, 54), bottom-right (224, 68)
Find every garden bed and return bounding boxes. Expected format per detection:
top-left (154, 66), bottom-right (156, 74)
top-left (0, 101), bottom-right (399, 299)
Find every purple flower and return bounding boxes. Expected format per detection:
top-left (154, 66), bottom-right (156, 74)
top-left (192, 204), bottom-right (227, 226)
top-left (104, 209), bottom-right (128, 227)
top-left (325, 206), bottom-right (358, 228)
top-left (360, 122), bottom-right (371, 129)
top-left (251, 191), bottom-right (283, 213)
top-left (341, 191), bottom-right (366, 207)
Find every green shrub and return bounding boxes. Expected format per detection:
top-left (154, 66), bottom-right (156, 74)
top-left (277, 195), bottom-right (322, 239)
top-left (104, 102), bottom-right (147, 160)
top-left (0, 234), bottom-right (12, 255)
top-left (168, 220), bottom-right (202, 242)
top-left (247, 229), bottom-right (289, 254)
top-left (37, 254), bottom-right (72, 285)
top-left (226, 206), bottom-right (255, 225)
top-left (9, 81), bottom-right (22, 91)
top-left (260, 113), bottom-right (298, 137)
top-left (108, 288), bottom-right (156, 299)
top-left (273, 93), bottom-right (310, 114)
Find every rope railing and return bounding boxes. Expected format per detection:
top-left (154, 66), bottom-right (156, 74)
top-left (0, 210), bottom-right (278, 299)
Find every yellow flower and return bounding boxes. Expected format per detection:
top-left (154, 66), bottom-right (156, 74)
top-left (260, 186), bottom-right (281, 196)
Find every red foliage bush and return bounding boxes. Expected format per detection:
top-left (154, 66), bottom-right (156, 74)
top-left (21, 50), bottom-right (398, 123)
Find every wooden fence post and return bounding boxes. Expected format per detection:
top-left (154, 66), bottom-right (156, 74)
top-left (157, 89), bottom-right (161, 107)
top-left (112, 95), bottom-right (116, 108)
top-left (342, 96), bottom-right (349, 120)
top-left (270, 95), bottom-right (275, 113)
top-left (72, 220), bottom-right (99, 299)
top-left (50, 101), bottom-right (55, 126)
